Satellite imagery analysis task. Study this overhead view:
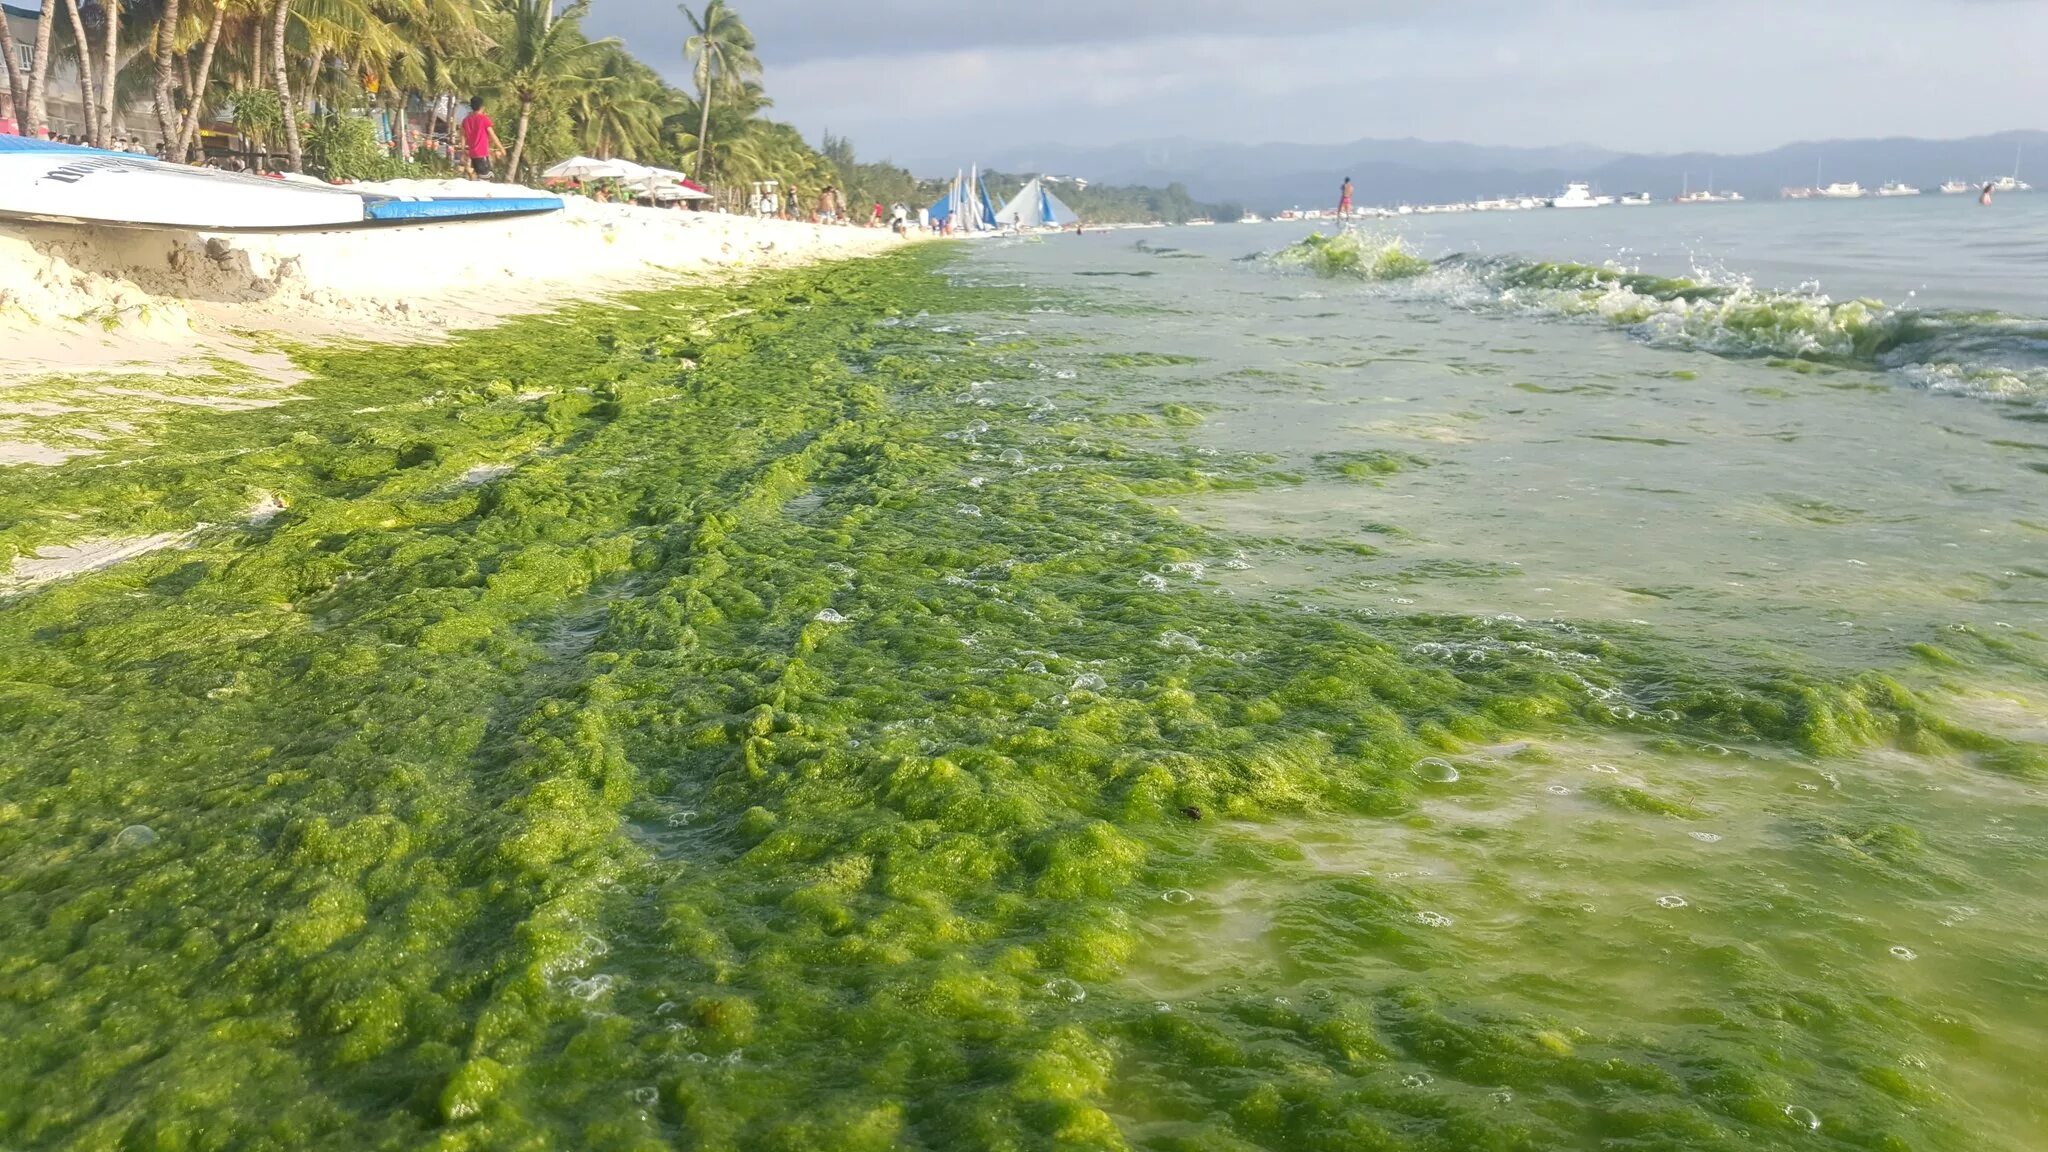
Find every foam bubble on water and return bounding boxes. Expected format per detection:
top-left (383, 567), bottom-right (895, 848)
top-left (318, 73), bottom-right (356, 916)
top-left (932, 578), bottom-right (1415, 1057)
top-left (1491, 1087), bottom-right (1514, 1106)
top-left (1580, 903), bottom-right (1598, 913)
top-left (1657, 895), bottom-right (1689, 909)
top-left (1024, 660), bottom-right (1048, 674)
top-left (1690, 832), bottom-right (1723, 843)
top-left (1158, 630), bottom-right (1204, 652)
top-left (1416, 911), bottom-right (1453, 928)
top-left (1161, 888), bottom-right (1196, 905)
top-left (1223, 550), bottom-right (1254, 570)
top-left (1890, 946), bottom-right (1918, 961)
top-left (1589, 763), bottom-right (1621, 775)
top-left (688, 1052), bottom-right (710, 1064)
top-left (966, 476), bottom-right (986, 489)
top-left (1055, 369), bottom-right (1078, 381)
top-left (566, 974), bottom-right (614, 1002)
top-left (956, 504), bottom-right (983, 518)
top-left (970, 420), bottom-right (990, 435)
top-left (656, 1000), bottom-right (679, 1015)
top-left (1155, 1001), bottom-right (1173, 1013)
top-left (1798, 782), bottom-right (1820, 792)
top-left (1139, 573), bottom-right (1170, 591)
top-left (1163, 562), bottom-right (1207, 578)
top-left (665, 810), bottom-right (698, 827)
top-left (1412, 758), bottom-right (1460, 784)
top-left (1391, 597), bottom-right (1416, 605)
top-left (110, 824), bottom-right (158, 851)
top-left (725, 1050), bottom-right (744, 1065)
top-left (1044, 978), bottom-right (1087, 1003)
top-left (814, 608), bottom-right (848, 624)
top-left (629, 1086), bottom-right (658, 1107)
top-left (1784, 1105), bottom-right (1821, 1132)
top-left (1548, 785), bottom-right (1572, 795)
top-left (1402, 1073), bottom-right (1434, 1089)
top-left (1071, 673), bottom-right (1108, 693)
top-left (999, 448), bottom-right (1026, 465)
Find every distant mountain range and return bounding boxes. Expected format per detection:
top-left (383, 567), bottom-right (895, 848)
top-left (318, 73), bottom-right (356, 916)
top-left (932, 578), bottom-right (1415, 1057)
top-left (939, 131), bottom-right (2048, 209)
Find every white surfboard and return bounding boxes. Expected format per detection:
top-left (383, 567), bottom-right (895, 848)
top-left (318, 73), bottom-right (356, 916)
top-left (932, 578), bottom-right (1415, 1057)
top-left (0, 136), bottom-right (561, 231)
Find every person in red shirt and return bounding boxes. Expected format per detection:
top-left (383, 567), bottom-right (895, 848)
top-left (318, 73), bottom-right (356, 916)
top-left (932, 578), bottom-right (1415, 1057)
top-left (461, 96), bottom-right (501, 179)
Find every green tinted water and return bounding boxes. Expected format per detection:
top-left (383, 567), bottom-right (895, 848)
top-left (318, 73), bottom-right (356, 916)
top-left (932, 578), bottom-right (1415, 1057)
top-left (0, 247), bottom-right (2042, 1150)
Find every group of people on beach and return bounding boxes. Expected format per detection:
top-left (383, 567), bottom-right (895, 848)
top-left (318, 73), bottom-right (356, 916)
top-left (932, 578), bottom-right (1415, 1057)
top-left (0, 110), bottom-right (166, 158)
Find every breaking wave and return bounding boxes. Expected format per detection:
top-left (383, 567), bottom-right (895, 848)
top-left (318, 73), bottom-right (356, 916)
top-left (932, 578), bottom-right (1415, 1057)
top-left (1264, 231), bottom-right (2048, 403)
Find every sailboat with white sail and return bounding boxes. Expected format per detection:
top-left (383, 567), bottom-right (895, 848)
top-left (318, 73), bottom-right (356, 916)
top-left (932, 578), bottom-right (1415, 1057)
top-left (993, 177), bottom-right (1080, 231)
top-left (927, 166), bottom-right (1001, 233)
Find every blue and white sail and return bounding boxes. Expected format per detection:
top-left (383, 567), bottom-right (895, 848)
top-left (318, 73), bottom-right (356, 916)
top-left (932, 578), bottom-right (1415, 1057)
top-left (927, 165), bottom-right (999, 232)
top-left (994, 177), bottom-right (1079, 229)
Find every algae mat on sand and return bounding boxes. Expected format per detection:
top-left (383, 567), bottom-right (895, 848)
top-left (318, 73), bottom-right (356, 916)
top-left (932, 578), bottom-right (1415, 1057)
top-left (0, 250), bottom-right (2039, 1150)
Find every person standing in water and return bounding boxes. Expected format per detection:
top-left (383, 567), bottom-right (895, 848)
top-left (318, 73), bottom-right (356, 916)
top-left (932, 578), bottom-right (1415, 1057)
top-left (1981, 182), bottom-right (1995, 206)
top-left (1339, 177), bottom-right (1355, 218)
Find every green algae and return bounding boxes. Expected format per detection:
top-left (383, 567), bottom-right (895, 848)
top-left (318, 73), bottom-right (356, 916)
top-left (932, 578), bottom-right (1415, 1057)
top-left (0, 251), bottom-right (2037, 1151)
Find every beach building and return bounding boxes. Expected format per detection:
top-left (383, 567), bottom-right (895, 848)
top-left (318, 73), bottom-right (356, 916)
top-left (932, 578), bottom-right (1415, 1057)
top-left (2, 2), bottom-right (156, 142)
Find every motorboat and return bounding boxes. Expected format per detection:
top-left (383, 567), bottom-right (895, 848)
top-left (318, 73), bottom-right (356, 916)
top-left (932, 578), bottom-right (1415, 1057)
top-left (1939, 180), bottom-right (1973, 195)
top-left (1816, 182), bottom-right (1867, 199)
top-left (1876, 182), bottom-right (1921, 197)
top-left (1549, 182), bottom-right (1602, 209)
top-left (1619, 193), bottom-right (1653, 205)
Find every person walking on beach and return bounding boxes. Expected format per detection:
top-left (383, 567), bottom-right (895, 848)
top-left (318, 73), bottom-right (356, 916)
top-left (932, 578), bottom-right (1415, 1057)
top-left (461, 97), bottom-right (502, 179)
top-left (1339, 177), bottom-right (1354, 218)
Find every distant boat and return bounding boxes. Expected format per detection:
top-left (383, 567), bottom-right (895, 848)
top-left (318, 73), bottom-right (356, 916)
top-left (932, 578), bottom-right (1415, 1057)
top-left (1618, 193), bottom-right (1653, 206)
top-left (1939, 180), bottom-right (1973, 195)
top-left (1817, 182), bottom-right (1867, 199)
top-left (1237, 212), bottom-right (1264, 224)
top-left (1185, 217), bottom-right (1215, 227)
top-left (1876, 182), bottom-right (1921, 197)
top-left (1783, 187), bottom-right (1817, 200)
top-left (993, 176), bottom-right (1080, 231)
top-left (1991, 144), bottom-right (2031, 192)
top-left (1549, 182), bottom-right (1603, 209)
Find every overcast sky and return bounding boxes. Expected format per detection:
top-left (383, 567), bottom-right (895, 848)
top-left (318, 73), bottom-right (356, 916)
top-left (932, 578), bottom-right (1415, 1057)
top-left (585, 0), bottom-right (2048, 169)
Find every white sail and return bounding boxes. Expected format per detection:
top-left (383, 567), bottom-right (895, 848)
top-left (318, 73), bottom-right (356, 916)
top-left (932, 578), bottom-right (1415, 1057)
top-left (995, 178), bottom-right (1080, 229)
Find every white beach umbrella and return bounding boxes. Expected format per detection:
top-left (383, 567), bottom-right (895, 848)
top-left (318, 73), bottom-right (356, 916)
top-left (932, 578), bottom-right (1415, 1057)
top-left (542, 155), bottom-right (630, 180)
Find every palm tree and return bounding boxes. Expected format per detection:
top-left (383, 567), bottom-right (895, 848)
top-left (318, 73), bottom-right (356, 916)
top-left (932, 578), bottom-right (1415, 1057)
top-left (62, 0), bottom-right (98, 144)
top-left (154, 0), bottom-right (185, 144)
top-left (681, 0), bottom-right (757, 182)
top-left (0, 8), bottom-right (25, 124)
top-left (24, 0), bottom-right (56, 136)
top-left (175, 0), bottom-right (230, 159)
top-left (98, 0), bottom-right (119, 147)
top-left (269, 0), bottom-right (301, 170)
top-left (494, 0), bottom-right (599, 182)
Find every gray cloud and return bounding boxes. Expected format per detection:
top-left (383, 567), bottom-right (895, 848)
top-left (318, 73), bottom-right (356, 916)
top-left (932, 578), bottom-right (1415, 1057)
top-left (585, 0), bottom-right (2048, 173)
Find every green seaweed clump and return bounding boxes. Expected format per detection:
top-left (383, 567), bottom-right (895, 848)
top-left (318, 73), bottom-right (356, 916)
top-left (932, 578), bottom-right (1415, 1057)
top-left (0, 250), bottom-right (2019, 1151)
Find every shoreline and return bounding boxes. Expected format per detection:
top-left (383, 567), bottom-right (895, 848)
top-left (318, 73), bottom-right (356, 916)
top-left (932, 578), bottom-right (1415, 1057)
top-left (1, 185), bottom-right (918, 469)
top-left (0, 184), bottom-right (915, 372)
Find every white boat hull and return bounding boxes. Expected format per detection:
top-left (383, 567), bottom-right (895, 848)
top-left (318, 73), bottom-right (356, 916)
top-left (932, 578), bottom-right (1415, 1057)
top-left (0, 140), bottom-right (561, 231)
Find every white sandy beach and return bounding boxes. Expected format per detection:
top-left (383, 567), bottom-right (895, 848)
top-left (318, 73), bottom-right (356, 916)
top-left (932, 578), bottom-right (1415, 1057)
top-left (0, 178), bottom-right (909, 383)
top-left (0, 180), bottom-right (914, 587)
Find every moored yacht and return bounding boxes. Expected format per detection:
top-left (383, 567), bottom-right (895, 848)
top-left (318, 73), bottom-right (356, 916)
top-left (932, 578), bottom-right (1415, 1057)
top-left (1817, 182), bottom-right (1867, 199)
top-left (1549, 182), bottom-right (1602, 209)
top-left (1619, 192), bottom-right (1653, 205)
top-left (1876, 182), bottom-right (1921, 197)
top-left (1939, 180), bottom-right (1973, 195)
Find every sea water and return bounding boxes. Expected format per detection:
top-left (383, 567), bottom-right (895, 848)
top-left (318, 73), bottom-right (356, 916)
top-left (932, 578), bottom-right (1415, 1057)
top-left (961, 198), bottom-right (2047, 1147)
